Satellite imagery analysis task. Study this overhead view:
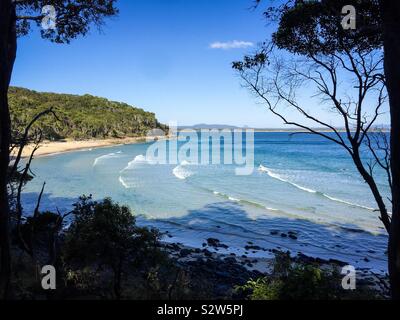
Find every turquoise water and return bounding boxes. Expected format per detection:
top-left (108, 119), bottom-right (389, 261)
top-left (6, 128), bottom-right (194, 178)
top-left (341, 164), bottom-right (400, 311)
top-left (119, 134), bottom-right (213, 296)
top-left (22, 132), bottom-right (390, 272)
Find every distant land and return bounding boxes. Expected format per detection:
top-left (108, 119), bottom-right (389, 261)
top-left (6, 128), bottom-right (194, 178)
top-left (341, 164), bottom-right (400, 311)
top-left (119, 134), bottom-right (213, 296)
top-left (179, 124), bottom-right (241, 130)
top-left (179, 124), bottom-right (390, 133)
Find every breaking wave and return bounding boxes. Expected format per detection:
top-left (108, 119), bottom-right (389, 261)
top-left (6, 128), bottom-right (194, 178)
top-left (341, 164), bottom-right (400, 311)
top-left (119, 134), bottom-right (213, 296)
top-left (258, 165), bottom-right (317, 193)
top-left (118, 176), bottom-right (131, 189)
top-left (323, 194), bottom-right (375, 211)
top-left (172, 160), bottom-right (194, 180)
top-left (120, 154), bottom-right (147, 172)
top-left (212, 190), bottom-right (280, 212)
top-left (93, 151), bottom-right (122, 167)
top-left (258, 165), bottom-right (375, 211)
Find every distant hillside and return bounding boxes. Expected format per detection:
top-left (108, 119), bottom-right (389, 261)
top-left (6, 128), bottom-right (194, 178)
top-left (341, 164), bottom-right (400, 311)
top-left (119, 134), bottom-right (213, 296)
top-left (179, 124), bottom-right (241, 130)
top-left (9, 87), bottom-right (166, 141)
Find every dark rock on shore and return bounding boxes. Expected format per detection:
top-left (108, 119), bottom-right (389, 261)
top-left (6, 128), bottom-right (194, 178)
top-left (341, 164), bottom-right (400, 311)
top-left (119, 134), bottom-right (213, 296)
top-left (244, 245), bottom-right (262, 251)
top-left (183, 255), bottom-right (263, 299)
top-left (296, 253), bottom-right (347, 268)
top-left (224, 257), bottom-right (237, 263)
top-left (328, 258), bottom-right (347, 267)
top-left (162, 242), bottom-right (389, 299)
top-left (206, 238), bottom-right (229, 249)
top-left (207, 238), bottom-right (220, 246)
top-left (180, 248), bottom-right (192, 257)
top-left (166, 243), bottom-right (181, 251)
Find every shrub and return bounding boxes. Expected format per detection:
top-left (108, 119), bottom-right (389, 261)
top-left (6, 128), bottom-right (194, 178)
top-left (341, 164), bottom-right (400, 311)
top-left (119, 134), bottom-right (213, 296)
top-left (63, 196), bottom-right (162, 299)
top-left (236, 251), bottom-right (380, 300)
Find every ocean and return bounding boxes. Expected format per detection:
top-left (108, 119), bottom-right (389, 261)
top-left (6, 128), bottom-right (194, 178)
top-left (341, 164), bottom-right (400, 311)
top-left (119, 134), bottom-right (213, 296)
top-left (22, 132), bottom-right (390, 272)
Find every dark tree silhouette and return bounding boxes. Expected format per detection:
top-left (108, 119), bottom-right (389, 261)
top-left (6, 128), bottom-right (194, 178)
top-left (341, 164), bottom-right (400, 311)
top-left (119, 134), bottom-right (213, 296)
top-left (234, 45), bottom-right (390, 225)
top-left (0, 0), bottom-right (118, 299)
top-left (241, 0), bottom-right (400, 298)
top-left (64, 197), bottom-right (160, 299)
top-left (379, 0), bottom-right (400, 301)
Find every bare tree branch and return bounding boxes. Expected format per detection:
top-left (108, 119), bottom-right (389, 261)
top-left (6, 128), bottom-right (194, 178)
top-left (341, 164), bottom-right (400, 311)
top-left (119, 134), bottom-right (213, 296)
top-left (9, 107), bottom-right (59, 179)
top-left (234, 45), bottom-right (391, 232)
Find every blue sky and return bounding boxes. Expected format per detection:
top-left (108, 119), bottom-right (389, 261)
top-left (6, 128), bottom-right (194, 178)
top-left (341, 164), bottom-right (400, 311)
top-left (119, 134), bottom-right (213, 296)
top-left (11, 0), bottom-right (389, 128)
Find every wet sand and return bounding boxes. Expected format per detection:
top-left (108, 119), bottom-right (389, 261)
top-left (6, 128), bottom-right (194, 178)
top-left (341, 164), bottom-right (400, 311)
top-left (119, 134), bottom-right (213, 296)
top-left (14, 136), bottom-right (152, 158)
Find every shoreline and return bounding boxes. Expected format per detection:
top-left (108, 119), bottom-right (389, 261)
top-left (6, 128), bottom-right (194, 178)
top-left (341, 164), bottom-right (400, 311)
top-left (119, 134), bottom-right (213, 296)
top-left (15, 136), bottom-right (165, 159)
top-left (162, 240), bottom-right (390, 298)
top-left (17, 129), bottom-right (389, 159)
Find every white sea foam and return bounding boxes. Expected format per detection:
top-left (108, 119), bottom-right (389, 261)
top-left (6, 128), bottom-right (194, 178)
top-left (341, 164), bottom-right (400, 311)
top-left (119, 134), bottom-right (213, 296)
top-left (172, 165), bottom-right (193, 180)
top-left (213, 190), bottom-right (241, 202)
top-left (93, 151), bottom-right (122, 167)
top-left (120, 154), bottom-right (147, 172)
top-left (118, 176), bottom-right (131, 189)
top-left (259, 165), bottom-right (376, 211)
top-left (211, 189), bottom-right (281, 211)
top-left (188, 218), bottom-right (206, 226)
top-left (265, 207), bottom-right (280, 212)
top-left (228, 196), bottom-right (240, 202)
top-left (323, 194), bottom-right (375, 211)
top-left (180, 160), bottom-right (192, 166)
top-left (172, 160), bottom-right (195, 180)
top-left (258, 165), bottom-right (317, 193)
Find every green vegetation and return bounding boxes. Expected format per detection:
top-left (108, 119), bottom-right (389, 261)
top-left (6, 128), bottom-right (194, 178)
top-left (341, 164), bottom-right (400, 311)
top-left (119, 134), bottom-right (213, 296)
top-left (14, 197), bottom-right (178, 299)
top-left (64, 196), bottom-right (162, 299)
top-left (236, 252), bottom-right (382, 300)
top-left (11, 200), bottom-right (387, 300)
top-left (9, 87), bottom-right (166, 140)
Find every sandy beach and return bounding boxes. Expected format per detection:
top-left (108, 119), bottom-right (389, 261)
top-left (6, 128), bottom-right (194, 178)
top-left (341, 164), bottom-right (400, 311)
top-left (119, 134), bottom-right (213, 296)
top-left (14, 136), bottom-right (153, 158)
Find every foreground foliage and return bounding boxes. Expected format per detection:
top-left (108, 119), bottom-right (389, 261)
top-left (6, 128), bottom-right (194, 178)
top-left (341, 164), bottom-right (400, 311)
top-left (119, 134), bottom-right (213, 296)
top-left (237, 252), bottom-right (382, 300)
top-left (9, 197), bottom-right (387, 300)
top-left (12, 197), bottom-right (198, 299)
top-left (64, 196), bottom-right (163, 298)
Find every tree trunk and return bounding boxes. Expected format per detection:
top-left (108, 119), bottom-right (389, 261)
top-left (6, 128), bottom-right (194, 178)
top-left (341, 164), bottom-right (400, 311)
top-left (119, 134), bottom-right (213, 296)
top-left (351, 151), bottom-right (390, 232)
top-left (113, 257), bottom-right (123, 300)
top-left (380, 0), bottom-right (400, 299)
top-left (0, 0), bottom-right (16, 299)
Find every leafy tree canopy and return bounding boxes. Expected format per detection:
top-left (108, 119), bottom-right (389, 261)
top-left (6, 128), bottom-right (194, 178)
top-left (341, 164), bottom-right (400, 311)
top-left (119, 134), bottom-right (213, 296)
top-left (258, 0), bottom-right (382, 55)
top-left (9, 87), bottom-right (166, 140)
top-left (16, 0), bottom-right (118, 43)
top-left (64, 196), bottom-right (161, 272)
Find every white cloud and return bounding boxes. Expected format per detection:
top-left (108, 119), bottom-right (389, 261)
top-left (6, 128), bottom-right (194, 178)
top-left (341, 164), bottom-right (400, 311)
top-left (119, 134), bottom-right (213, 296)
top-left (209, 40), bottom-right (254, 50)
